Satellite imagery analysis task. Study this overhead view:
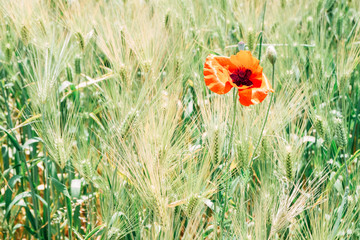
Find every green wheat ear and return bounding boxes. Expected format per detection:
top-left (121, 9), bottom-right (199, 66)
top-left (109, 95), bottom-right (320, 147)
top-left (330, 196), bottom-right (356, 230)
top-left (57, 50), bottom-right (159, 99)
top-left (237, 144), bottom-right (247, 174)
top-left (38, 20), bottom-right (47, 36)
top-left (157, 147), bottom-right (167, 164)
top-left (81, 159), bottom-right (94, 179)
top-left (120, 30), bottom-right (126, 48)
top-left (54, 137), bottom-right (67, 167)
top-left (75, 56), bottom-right (81, 75)
top-left (120, 109), bottom-right (139, 139)
top-left (247, 29), bottom-right (256, 52)
top-left (336, 16), bottom-right (343, 39)
top-left (260, 138), bottom-right (269, 161)
top-left (212, 129), bottom-right (219, 165)
top-left (285, 151), bottom-right (292, 181)
top-left (187, 195), bottom-right (199, 217)
top-left (5, 43), bottom-right (12, 63)
top-left (314, 116), bottom-right (325, 139)
top-left (281, 0), bottom-right (286, 8)
top-left (175, 56), bottom-right (183, 76)
top-left (75, 32), bottom-right (85, 51)
top-left (119, 64), bottom-right (128, 82)
top-left (164, 10), bottom-right (171, 31)
top-left (174, 205), bottom-right (180, 218)
top-left (149, 4), bottom-right (154, 19)
top-left (66, 66), bottom-right (73, 82)
top-left (335, 119), bottom-right (347, 149)
top-left (20, 25), bottom-right (30, 45)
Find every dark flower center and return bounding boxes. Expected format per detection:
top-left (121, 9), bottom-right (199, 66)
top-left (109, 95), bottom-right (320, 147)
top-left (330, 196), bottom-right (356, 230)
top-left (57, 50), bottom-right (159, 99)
top-left (230, 69), bottom-right (253, 87)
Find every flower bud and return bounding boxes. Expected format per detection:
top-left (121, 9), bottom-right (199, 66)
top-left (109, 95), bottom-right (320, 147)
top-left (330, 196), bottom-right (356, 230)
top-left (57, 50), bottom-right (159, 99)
top-left (266, 45), bottom-right (277, 65)
top-left (238, 41), bottom-right (245, 51)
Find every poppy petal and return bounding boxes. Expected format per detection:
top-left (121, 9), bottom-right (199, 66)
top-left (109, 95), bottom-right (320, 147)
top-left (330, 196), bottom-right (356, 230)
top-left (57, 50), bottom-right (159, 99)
top-left (230, 50), bottom-right (260, 73)
top-left (204, 54), bottom-right (235, 94)
top-left (260, 72), bottom-right (274, 92)
top-left (238, 73), bottom-right (274, 106)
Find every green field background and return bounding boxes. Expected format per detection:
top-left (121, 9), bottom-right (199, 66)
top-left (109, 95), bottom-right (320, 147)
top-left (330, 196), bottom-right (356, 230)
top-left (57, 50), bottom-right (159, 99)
top-left (0, 0), bottom-right (360, 239)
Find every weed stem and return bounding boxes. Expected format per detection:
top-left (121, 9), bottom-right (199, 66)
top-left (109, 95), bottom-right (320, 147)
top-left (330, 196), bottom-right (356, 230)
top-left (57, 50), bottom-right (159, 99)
top-left (249, 63), bottom-right (275, 167)
top-left (219, 88), bottom-right (237, 239)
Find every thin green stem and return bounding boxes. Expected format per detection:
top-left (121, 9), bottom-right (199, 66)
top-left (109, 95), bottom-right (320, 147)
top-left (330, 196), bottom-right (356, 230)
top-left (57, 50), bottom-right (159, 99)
top-left (41, 110), bottom-right (52, 240)
top-left (343, 149), bottom-right (350, 186)
top-left (1, 81), bottom-right (21, 176)
top-left (20, 151), bottom-right (41, 238)
top-left (258, 1), bottom-right (267, 61)
top-left (229, 89), bottom-right (238, 146)
top-left (1, 80), bottom-right (41, 238)
top-left (1, 63), bottom-right (42, 237)
top-left (219, 89), bottom-right (237, 239)
top-left (249, 63), bottom-right (275, 167)
top-left (332, 148), bottom-right (350, 239)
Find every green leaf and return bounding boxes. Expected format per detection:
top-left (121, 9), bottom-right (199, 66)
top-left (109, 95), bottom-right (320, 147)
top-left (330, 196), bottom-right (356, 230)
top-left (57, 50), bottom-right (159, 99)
top-left (84, 225), bottom-right (106, 240)
top-left (35, 194), bottom-right (48, 209)
top-left (12, 223), bottom-right (24, 232)
top-left (89, 113), bottom-right (105, 131)
top-left (24, 204), bottom-right (38, 231)
top-left (8, 175), bottom-right (22, 189)
top-left (5, 175), bottom-right (23, 217)
top-left (23, 137), bottom-right (42, 149)
top-left (51, 177), bottom-right (73, 233)
top-left (72, 228), bottom-right (85, 240)
top-left (0, 126), bottom-right (23, 152)
top-left (51, 177), bottom-right (71, 199)
top-left (22, 224), bottom-right (38, 237)
top-left (73, 205), bottom-right (81, 229)
top-left (5, 191), bottom-right (32, 219)
top-left (109, 212), bottom-right (127, 227)
top-left (66, 196), bottom-right (73, 236)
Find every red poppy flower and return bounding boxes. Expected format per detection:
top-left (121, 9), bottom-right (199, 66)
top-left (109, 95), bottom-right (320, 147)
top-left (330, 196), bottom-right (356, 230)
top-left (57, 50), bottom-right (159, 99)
top-left (203, 51), bottom-right (273, 106)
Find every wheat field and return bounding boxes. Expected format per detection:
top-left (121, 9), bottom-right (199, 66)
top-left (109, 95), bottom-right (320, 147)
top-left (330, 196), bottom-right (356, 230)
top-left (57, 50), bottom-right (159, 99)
top-left (0, 0), bottom-right (360, 239)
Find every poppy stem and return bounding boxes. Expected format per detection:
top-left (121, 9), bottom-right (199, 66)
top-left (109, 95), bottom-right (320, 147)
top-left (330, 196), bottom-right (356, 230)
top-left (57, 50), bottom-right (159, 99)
top-left (249, 63), bottom-right (275, 167)
top-left (229, 88), bottom-right (238, 149)
top-left (219, 88), bottom-right (237, 239)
